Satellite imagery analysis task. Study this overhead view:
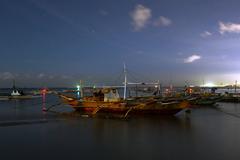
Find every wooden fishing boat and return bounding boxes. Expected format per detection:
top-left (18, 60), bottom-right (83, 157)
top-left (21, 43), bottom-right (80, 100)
top-left (58, 64), bottom-right (189, 116)
top-left (58, 92), bottom-right (189, 116)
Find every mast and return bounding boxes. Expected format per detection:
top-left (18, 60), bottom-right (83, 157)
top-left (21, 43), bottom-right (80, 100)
top-left (80, 80), bottom-right (84, 98)
top-left (13, 79), bottom-right (16, 91)
top-left (235, 80), bottom-right (237, 94)
top-left (157, 80), bottom-right (161, 95)
top-left (123, 63), bottom-right (127, 100)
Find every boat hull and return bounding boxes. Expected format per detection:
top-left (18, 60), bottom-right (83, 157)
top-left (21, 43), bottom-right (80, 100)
top-left (59, 94), bottom-right (188, 116)
top-left (72, 106), bottom-right (184, 115)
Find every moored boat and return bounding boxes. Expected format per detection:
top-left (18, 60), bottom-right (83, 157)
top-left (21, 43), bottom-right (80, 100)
top-left (8, 82), bottom-right (33, 99)
top-left (188, 95), bottom-right (220, 107)
top-left (58, 89), bottom-right (189, 116)
top-left (58, 64), bottom-right (189, 116)
top-left (219, 93), bottom-right (240, 103)
top-left (0, 81), bottom-right (41, 100)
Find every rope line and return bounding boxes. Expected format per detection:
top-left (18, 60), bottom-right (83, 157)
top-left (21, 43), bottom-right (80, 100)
top-left (213, 105), bottom-right (240, 119)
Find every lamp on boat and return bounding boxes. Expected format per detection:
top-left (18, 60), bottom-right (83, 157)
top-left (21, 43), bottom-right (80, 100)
top-left (76, 85), bottom-right (81, 99)
top-left (41, 88), bottom-right (47, 95)
top-left (76, 85), bottom-right (80, 91)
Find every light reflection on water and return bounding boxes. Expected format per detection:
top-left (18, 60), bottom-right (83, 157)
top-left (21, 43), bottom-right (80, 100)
top-left (0, 95), bottom-right (240, 159)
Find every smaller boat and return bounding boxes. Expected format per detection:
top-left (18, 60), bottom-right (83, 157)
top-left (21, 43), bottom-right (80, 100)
top-left (8, 81), bottom-right (32, 99)
top-left (194, 98), bottom-right (216, 106)
top-left (189, 95), bottom-right (220, 107)
top-left (0, 80), bottom-right (40, 100)
top-left (219, 93), bottom-right (240, 103)
top-left (31, 88), bottom-right (52, 95)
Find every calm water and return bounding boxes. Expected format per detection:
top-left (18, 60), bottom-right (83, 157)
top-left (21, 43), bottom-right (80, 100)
top-left (1, 94), bottom-right (240, 160)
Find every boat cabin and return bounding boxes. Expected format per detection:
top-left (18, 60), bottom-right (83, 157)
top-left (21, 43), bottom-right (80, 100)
top-left (88, 88), bottom-right (120, 102)
top-left (11, 90), bottom-right (22, 96)
top-left (103, 88), bottom-right (120, 102)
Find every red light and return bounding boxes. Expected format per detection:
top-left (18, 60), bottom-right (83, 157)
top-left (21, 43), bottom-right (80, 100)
top-left (41, 89), bottom-right (47, 94)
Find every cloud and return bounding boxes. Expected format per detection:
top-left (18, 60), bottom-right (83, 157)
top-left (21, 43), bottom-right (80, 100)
top-left (0, 72), bottom-right (15, 80)
top-left (99, 10), bottom-right (108, 16)
top-left (219, 21), bottom-right (240, 34)
top-left (153, 16), bottom-right (172, 27)
top-left (37, 73), bottom-right (45, 79)
top-left (48, 75), bottom-right (55, 79)
top-left (130, 4), bottom-right (152, 31)
top-left (61, 75), bottom-right (73, 79)
top-left (184, 54), bottom-right (201, 63)
top-left (200, 31), bottom-right (212, 37)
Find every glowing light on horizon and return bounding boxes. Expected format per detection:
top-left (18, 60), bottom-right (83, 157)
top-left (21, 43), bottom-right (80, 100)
top-left (201, 82), bottom-right (216, 87)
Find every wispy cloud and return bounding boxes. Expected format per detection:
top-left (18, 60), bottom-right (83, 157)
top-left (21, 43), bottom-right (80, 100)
top-left (200, 31), bottom-right (212, 37)
top-left (0, 72), bottom-right (15, 80)
top-left (130, 4), bottom-right (152, 31)
top-left (99, 10), bottom-right (108, 16)
top-left (184, 54), bottom-right (201, 63)
top-left (219, 21), bottom-right (240, 34)
top-left (37, 73), bottom-right (45, 79)
top-left (153, 16), bottom-right (172, 27)
top-left (61, 75), bottom-right (73, 79)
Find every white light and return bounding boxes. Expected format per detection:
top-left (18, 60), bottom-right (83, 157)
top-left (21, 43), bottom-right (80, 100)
top-left (203, 82), bottom-right (216, 87)
top-left (77, 85), bottom-right (80, 91)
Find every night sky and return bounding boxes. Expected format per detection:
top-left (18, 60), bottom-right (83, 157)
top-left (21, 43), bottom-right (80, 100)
top-left (1, 0), bottom-right (240, 87)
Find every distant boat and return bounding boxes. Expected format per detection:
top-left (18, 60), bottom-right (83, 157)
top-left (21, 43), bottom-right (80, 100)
top-left (11, 84), bottom-right (22, 96)
top-left (220, 93), bottom-right (240, 103)
top-left (0, 80), bottom-right (40, 100)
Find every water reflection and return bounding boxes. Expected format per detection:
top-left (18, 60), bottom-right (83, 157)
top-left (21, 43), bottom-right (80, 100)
top-left (42, 93), bottom-right (47, 113)
top-left (2, 95), bottom-right (240, 159)
top-left (77, 91), bottom-right (80, 99)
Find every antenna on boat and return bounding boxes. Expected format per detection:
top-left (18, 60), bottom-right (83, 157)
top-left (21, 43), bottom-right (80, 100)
top-left (123, 63), bottom-right (127, 100)
top-left (235, 80), bottom-right (237, 93)
top-left (157, 80), bottom-right (161, 95)
top-left (80, 80), bottom-right (84, 98)
top-left (12, 79), bottom-right (16, 90)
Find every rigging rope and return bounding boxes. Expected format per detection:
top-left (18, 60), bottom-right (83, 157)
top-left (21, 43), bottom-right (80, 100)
top-left (213, 105), bottom-right (240, 119)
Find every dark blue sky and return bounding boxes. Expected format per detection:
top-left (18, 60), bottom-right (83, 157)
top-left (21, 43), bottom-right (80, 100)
top-left (1, 0), bottom-right (240, 87)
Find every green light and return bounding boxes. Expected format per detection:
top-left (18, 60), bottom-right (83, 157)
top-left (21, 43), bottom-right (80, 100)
top-left (93, 85), bottom-right (96, 89)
